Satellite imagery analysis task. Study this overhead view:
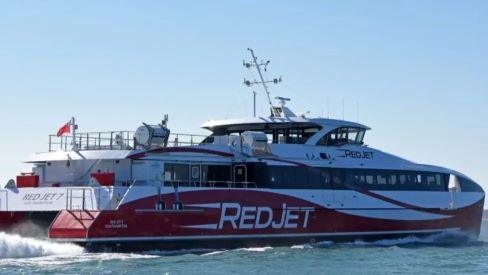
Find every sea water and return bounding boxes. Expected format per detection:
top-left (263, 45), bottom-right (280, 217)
top-left (0, 220), bottom-right (487, 275)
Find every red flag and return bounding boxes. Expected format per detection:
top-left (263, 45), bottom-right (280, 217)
top-left (56, 123), bottom-right (70, 137)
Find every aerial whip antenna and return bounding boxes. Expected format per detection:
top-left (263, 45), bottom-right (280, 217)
top-left (243, 48), bottom-right (282, 117)
top-left (253, 91), bottom-right (257, 117)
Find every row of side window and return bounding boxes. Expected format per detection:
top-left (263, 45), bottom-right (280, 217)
top-left (162, 162), bottom-right (480, 192)
top-left (265, 166), bottom-right (449, 191)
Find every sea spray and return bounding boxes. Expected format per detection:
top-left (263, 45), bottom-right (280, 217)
top-left (0, 232), bottom-right (84, 258)
top-left (10, 220), bottom-right (47, 238)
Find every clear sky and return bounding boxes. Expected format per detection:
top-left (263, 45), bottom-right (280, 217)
top-left (0, 1), bottom-right (487, 195)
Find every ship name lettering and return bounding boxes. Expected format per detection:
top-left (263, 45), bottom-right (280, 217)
top-left (343, 150), bottom-right (374, 159)
top-left (218, 203), bottom-right (314, 230)
top-left (22, 192), bottom-right (64, 201)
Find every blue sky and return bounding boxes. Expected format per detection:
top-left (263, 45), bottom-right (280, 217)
top-left (0, 1), bottom-right (487, 193)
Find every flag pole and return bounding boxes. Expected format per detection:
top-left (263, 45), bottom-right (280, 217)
top-left (71, 117), bottom-right (78, 151)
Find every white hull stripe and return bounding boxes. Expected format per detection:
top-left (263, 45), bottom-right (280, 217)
top-left (336, 208), bottom-right (452, 221)
top-left (181, 224), bottom-right (219, 229)
top-left (182, 199), bottom-right (452, 221)
top-left (54, 228), bottom-right (461, 243)
top-left (185, 203), bottom-right (221, 209)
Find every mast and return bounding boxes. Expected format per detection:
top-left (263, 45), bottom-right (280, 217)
top-left (253, 91), bottom-right (257, 117)
top-left (243, 48), bottom-right (282, 117)
top-left (248, 48), bottom-right (272, 109)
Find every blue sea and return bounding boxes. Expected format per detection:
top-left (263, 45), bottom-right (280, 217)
top-left (1, 219), bottom-right (487, 274)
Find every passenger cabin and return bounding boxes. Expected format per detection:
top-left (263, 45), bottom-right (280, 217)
top-left (200, 117), bottom-right (371, 147)
top-left (194, 116), bottom-right (481, 193)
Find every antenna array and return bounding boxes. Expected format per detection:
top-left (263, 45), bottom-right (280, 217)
top-left (243, 48), bottom-right (282, 117)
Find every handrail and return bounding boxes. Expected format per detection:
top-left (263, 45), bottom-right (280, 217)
top-left (66, 186), bottom-right (129, 211)
top-left (164, 180), bottom-right (258, 189)
top-left (48, 131), bottom-right (208, 152)
top-left (67, 187), bottom-right (96, 211)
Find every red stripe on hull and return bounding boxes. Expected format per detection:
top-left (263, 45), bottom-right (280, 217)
top-left (49, 190), bottom-right (485, 246)
top-left (0, 211), bottom-right (27, 229)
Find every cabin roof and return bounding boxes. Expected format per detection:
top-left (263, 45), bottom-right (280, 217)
top-left (201, 116), bottom-right (371, 133)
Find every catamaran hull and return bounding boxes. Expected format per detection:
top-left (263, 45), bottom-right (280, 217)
top-left (48, 189), bottom-right (485, 251)
top-left (75, 230), bottom-right (467, 252)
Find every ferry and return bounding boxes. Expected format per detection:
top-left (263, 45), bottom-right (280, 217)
top-left (0, 49), bottom-right (484, 251)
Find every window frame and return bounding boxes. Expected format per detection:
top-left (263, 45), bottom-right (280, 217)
top-left (316, 127), bottom-right (366, 147)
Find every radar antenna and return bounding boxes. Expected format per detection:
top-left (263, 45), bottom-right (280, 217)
top-left (243, 48), bottom-right (282, 117)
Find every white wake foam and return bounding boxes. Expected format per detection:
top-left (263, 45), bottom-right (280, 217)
top-left (0, 232), bottom-right (84, 259)
top-left (289, 232), bottom-right (472, 249)
top-left (237, 246), bottom-right (273, 252)
top-left (202, 250), bottom-right (228, 256)
top-left (348, 231), bottom-right (471, 247)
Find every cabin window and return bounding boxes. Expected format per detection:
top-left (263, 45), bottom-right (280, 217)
top-left (377, 174), bottom-right (388, 185)
top-left (267, 166), bottom-right (331, 189)
top-left (200, 136), bottom-right (214, 144)
top-left (354, 174), bottom-right (364, 184)
top-left (201, 165), bottom-right (231, 184)
top-left (267, 166), bottom-right (282, 186)
top-left (456, 176), bottom-right (483, 192)
top-left (413, 174), bottom-right (422, 184)
top-left (252, 163), bottom-right (269, 187)
top-left (399, 174), bottom-right (408, 185)
top-left (425, 174), bottom-right (437, 185)
top-left (365, 175), bottom-right (375, 185)
top-left (163, 163), bottom-right (452, 192)
top-left (271, 127), bottom-right (321, 144)
top-left (347, 130), bottom-right (359, 143)
top-left (349, 169), bottom-right (447, 191)
top-left (164, 163), bottom-right (190, 183)
top-left (389, 174), bottom-right (398, 185)
top-left (317, 127), bottom-right (366, 146)
top-left (234, 165), bottom-right (247, 183)
top-left (262, 166), bottom-right (449, 191)
top-left (331, 169), bottom-right (346, 189)
top-left (218, 126), bottom-right (321, 145)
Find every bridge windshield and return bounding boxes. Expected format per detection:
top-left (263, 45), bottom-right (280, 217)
top-left (317, 127), bottom-right (365, 146)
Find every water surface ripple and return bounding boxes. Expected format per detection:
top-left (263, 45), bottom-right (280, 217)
top-left (1, 220), bottom-right (487, 274)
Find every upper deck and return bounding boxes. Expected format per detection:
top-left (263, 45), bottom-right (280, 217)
top-left (46, 116), bottom-right (371, 153)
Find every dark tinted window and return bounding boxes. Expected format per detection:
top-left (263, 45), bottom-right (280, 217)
top-left (267, 166), bottom-right (331, 189)
top-left (202, 165), bottom-right (231, 183)
top-left (270, 127), bottom-right (321, 144)
top-left (458, 177), bottom-right (483, 192)
top-left (317, 127), bottom-right (366, 146)
top-left (200, 136), bottom-right (215, 144)
top-left (164, 163), bottom-right (189, 182)
top-left (221, 126), bottom-right (321, 145)
top-left (265, 166), bottom-right (448, 191)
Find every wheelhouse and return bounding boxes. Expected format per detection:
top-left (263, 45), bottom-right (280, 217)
top-left (201, 117), bottom-right (370, 146)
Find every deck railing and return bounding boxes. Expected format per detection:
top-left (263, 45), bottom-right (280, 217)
top-left (48, 131), bottom-right (207, 152)
top-left (164, 180), bottom-right (258, 189)
top-left (66, 186), bottom-right (129, 211)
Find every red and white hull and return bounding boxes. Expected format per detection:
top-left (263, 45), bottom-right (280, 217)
top-left (48, 188), bottom-right (485, 251)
